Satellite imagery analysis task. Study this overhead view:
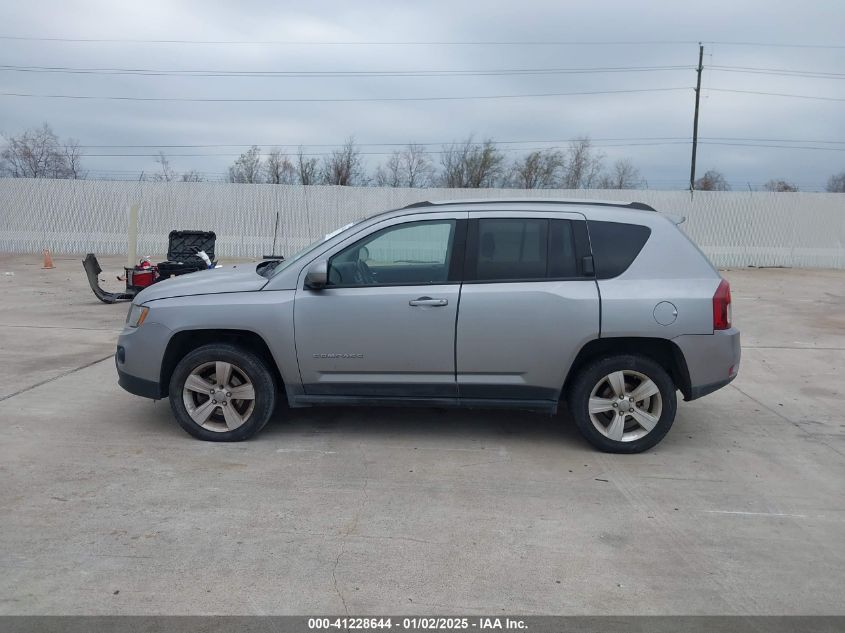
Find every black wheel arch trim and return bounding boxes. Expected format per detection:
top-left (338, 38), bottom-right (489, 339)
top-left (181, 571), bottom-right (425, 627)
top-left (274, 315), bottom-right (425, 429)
top-left (159, 328), bottom-right (283, 398)
top-left (563, 336), bottom-right (692, 401)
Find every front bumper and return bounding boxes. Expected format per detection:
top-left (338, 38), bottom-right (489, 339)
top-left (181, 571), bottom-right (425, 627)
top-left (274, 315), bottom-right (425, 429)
top-left (117, 357), bottom-right (164, 399)
top-left (115, 319), bottom-right (171, 400)
top-left (673, 328), bottom-right (741, 401)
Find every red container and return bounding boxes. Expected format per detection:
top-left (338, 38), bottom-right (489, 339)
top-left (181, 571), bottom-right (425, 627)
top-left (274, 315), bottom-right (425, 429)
top-left (127, 267), bottom-right (156, 288)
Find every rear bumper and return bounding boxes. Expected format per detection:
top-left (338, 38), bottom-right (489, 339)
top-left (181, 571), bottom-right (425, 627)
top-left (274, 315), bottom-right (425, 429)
top-left (688, 374), bottom-right (737, 400)
top-left (673, 328), bottom-right (741, 401)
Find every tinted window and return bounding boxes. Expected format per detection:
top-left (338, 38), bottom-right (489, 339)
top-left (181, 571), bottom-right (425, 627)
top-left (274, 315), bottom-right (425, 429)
top-left (549, 220), bottom-right (578, 278)
top-left (329, 220), bottom-right (455, 286)
top-left (587, 221), bottom-right (651, 279)
top-left (475, 219), bottom-right (548, 281)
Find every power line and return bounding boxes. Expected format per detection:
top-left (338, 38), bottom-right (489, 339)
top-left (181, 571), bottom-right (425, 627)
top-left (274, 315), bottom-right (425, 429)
top-left (6, 62), bottom-right (844, 80)
top-left (73, 137), bottom-right (692, 149)
top-left (702, 137), bottom-right (845, 144)
top-left (0, 87), bottom-right (692, 103)
top-left (66, 136), bottom-right (845, 150)
top-left (702, 40), bottom-right (845, 49)
top-left (707, 88), bottom-right (845, 102)
top-left (710, 65), bottom-right (845, 79)
top-left (722, 65), bottom-right (845, 77)
top-left (0, 63), bottom-right (695, 78)
top-left (3, 86), bottom-right (841, 103)
top-left (76, 141), bottom-right (694, 158)
top-left (0, 35), bottom-right (704, 45)
top-left (68, 141), bottom-right (845, 158)
top-left (1, 34), bottom-right (843, 48)
top-left (699, 142), bottom-right (845, 151)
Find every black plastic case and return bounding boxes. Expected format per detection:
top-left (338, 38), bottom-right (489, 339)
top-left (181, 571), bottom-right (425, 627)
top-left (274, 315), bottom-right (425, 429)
top-left (157, 230), bottom-right (216, 279)
top-left (167, 230), bottom-right (216, 263)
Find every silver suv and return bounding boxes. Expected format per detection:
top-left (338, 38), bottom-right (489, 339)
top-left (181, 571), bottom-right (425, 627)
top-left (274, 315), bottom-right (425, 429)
top-left (116, 199), bottom-right (740, 453)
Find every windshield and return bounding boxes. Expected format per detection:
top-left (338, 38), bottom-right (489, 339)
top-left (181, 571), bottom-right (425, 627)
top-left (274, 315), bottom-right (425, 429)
top-left (267, 220), bottom-right (360, 278)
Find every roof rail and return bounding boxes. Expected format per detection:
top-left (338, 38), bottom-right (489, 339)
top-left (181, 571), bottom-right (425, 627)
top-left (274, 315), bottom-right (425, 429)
top-left (401, 199), bottom-right (657, 212)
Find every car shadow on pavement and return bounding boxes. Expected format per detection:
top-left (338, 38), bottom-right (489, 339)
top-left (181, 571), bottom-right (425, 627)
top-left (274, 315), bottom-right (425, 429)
top-left (258, 402), bottom-right (586, 447)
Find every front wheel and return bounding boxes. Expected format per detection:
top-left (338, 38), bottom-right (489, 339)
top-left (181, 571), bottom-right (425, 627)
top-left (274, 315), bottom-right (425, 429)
top-left (568, 355), bottom-right (677, 453)
top-left (168, 343), bottom-right (277, 441)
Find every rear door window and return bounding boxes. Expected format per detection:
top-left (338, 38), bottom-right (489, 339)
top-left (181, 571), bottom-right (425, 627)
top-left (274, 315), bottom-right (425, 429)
top-left (549, 219), bottom-right (578, 278)
top-left (474, 218), bottom-right (548, 281)
top-left (464, 218), bottom-right (585, 282)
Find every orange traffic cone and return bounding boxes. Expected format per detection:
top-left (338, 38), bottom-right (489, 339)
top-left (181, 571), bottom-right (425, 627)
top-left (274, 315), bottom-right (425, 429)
top-left (42, 249), bottom-right (55, 269)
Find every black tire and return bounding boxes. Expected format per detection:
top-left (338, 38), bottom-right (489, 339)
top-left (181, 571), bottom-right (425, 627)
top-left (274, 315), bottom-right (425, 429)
top-left (568, 354), bottom-right (677, 454)
top-left (168, 343), bottom-right (277, 442)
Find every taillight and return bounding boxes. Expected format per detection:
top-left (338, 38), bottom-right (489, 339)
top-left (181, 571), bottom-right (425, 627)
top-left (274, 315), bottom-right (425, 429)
top-left (713, 279), bottom-right (732, 330)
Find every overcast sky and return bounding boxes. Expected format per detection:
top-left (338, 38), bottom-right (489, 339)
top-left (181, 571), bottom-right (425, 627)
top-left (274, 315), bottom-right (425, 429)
top-left (2, 0), bottom-right (843, 189)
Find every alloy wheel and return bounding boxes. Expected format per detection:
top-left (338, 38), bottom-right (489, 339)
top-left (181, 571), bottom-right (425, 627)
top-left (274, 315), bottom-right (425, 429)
top-left (182, 361), bottom-right (256, 432)
top-left (587, 370), bottom-right (663, 442)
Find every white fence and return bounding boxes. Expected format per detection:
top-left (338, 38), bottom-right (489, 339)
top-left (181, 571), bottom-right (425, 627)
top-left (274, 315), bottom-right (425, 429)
top-left (0, 178), bottom-right (843, 268)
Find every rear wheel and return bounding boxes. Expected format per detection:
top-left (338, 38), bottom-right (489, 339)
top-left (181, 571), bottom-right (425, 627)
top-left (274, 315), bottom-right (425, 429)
top-left (168, 343), bottom-right (276, 441)
top-left (568, 355), bottom-right (676, 453)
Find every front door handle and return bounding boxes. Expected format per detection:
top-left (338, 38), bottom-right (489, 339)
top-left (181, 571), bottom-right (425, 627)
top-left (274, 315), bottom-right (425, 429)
top-left (409, 296), bottom-right (448, 307)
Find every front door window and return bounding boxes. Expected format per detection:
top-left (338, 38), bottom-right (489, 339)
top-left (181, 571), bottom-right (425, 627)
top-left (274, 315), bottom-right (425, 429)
top-left (328, 220), bottom-right (456, 286)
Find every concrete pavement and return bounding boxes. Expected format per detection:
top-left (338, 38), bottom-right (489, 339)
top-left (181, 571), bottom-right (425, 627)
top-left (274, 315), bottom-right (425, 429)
top-left (0, 254), bottom-right (843, 615)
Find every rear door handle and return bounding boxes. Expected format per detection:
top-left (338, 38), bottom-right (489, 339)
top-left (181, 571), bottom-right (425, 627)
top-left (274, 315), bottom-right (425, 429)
top-left (409, 296), bottom-right (448, 307)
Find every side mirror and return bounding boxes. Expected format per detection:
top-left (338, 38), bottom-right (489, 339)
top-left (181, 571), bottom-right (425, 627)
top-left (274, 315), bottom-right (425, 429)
top-left (304, 260), bottom-right (328, 290)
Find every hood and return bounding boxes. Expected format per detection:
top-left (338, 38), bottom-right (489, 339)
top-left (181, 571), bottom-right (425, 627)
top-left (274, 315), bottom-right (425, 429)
top-left (135, 264), bottom-right (267, 303)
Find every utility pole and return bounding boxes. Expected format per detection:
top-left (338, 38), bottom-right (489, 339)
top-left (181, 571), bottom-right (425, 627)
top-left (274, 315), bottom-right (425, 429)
top-left (689, 43), bottom-right (704, 193)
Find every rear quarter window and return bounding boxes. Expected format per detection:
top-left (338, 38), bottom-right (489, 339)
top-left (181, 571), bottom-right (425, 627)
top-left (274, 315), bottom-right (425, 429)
top-left (587, 221), bottom-right (651, 279)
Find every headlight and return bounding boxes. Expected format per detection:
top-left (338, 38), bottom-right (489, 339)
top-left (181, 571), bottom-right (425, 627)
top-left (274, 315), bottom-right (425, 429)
top-left (126, 304), bottom-right (149, 328)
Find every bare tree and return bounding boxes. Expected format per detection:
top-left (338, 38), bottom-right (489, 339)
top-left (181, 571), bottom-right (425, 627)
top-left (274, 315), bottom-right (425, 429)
top-left (0, 123), bottom-right (86, 179)
top-left (180, 170), bottom-right (205, 182)
top-left (694, 169), bottom-right (730, 191)
top-left (439, 139), bottom-right (471, 188)
top-left (466, 139), bottom-right (505, 188)
top-left (296, 147), bottom-right (320, 185)
top-left (597, 159), bottom-right (642, 189)
top-left (763, 179), bottom-right (798, 192)
top-left (439, 136), bottom-right (505, 188)
top-left (151, 151), bottom-right (177, 182)
top-left (62, 139), bottom-right (86, 179)
top-left (509, 149), bottom-right (565, 189)
top-left (321, 137), bottom-right (366, 186)
top-left (561, 137), bottom-right (604, 189)
top-left (265, 148), bottom-right (296, 184)
top-left (826, 172), bottom-right (845, 192)
top-left (148, 152), bottom-right (206, 182)
top-left (400, 143), bottom-right (434, 187)
top-left (375, 143), bottom-right (434, 187)
top-left (374, 152), bottom-right (402, 187)
top-left (228, 145), bottom-right (264, 183)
